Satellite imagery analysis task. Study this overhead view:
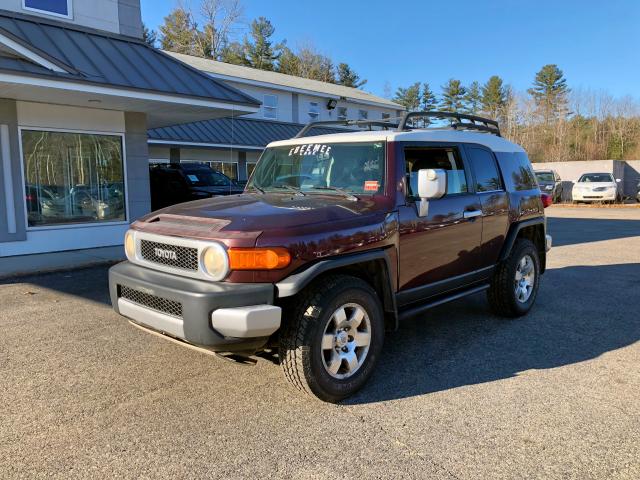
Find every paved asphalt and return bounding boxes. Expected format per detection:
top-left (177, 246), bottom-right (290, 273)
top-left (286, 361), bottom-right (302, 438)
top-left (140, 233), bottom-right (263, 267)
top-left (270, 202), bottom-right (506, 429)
top-left (1, 206), bottom-right (639, 479)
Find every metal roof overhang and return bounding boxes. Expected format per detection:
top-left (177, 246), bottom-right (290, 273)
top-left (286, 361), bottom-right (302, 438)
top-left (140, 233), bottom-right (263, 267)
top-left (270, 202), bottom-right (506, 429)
top-left (0, 71), bottom-right (259, 128)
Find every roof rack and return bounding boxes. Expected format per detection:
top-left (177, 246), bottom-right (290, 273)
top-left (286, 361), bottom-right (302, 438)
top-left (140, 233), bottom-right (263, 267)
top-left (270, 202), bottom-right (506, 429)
top-left (397, 111), bottom-right (501, 137)
top-left (294, 119), bottom-right (399, 138)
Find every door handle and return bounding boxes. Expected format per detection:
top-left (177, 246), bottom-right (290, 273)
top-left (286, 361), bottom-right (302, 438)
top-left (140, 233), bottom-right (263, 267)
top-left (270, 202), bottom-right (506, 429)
top-left (463, 210), bottom-right (482, 219)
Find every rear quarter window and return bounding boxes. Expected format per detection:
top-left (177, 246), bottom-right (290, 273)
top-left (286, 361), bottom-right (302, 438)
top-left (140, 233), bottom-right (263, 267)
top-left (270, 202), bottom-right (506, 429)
top-left (495, 152), bottom-right (538, 191)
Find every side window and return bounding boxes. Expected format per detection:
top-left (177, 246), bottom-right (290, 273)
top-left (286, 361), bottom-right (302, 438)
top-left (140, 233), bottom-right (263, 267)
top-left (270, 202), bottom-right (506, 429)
top-left (494, 152), bottom-right (537, 191)
top-left (263, 94), bottom-right (277, 119)
top-left (468, 147), bottom-right (503, 192)
top-left (404, 147), bottom-right (468, 198)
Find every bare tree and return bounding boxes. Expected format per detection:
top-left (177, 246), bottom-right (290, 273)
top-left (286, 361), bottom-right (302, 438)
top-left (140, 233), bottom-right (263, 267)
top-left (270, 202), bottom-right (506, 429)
top-left (179, 0), bottom-right (243, 60)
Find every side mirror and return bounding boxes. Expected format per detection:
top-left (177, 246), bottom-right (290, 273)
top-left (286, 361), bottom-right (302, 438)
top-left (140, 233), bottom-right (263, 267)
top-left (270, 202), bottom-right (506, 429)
top-left (616, 178), bottom-right (621, 183)
top-left (418, 169), bottom-right (447, 199)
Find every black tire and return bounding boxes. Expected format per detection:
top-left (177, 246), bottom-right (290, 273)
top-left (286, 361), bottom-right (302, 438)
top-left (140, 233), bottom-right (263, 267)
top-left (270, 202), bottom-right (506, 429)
top-left (487, 239), bottom-right (540, 317)
top-left (279, 274), bottom-right (384, 403)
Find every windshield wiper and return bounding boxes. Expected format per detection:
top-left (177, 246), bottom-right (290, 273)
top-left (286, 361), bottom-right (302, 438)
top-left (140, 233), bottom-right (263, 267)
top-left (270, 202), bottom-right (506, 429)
top-left (272, 184), bottom-right (306, 196)
top-left (311, 186), bottom-right (358, 201)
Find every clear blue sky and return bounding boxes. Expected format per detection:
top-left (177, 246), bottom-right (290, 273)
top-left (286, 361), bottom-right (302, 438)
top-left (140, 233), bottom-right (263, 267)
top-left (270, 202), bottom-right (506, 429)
top-left (141, 0), bottom-right (640, 99)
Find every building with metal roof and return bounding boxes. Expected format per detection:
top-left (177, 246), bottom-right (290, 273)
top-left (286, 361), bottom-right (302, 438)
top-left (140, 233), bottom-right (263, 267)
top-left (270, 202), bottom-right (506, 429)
top-left (149, 52), bottom-right (403, 182)
top-left (0, 3), bottom-right (260, 257)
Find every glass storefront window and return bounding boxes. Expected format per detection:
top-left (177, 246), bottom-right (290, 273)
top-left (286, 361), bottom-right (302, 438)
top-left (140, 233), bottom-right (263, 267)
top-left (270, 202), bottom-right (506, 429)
top-left (210, 161), bottom-right (238, 180)
top-left (246, 162), bottom-right (257, 179)
top-left (21, 130), bottom-right (126, 227)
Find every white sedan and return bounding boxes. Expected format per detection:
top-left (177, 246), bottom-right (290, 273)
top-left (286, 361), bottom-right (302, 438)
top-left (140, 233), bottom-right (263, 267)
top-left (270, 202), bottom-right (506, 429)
top-left (572, 173), bottom-right (622, 203)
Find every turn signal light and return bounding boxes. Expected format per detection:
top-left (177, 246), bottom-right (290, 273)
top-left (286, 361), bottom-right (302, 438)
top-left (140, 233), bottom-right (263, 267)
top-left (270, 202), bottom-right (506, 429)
top-left (228, 247), bottom-right (291, 270)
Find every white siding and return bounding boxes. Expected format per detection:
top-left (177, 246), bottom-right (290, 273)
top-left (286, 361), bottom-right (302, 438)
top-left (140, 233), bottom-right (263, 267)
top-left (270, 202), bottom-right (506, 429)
top-left (297, 94), bottom-right (398, 124)
top-left (5, 0), bottom-right (122, 34)
top-left (17, 101), bottom-right (125, 133)
top-left (220, 80), bottom-right (398, 124)
top-left (224, 81), bottom-right (294, 122)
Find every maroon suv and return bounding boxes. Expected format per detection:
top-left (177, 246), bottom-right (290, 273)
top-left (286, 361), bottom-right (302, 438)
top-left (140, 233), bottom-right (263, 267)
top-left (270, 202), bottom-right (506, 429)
top-left (109, 112), bottom-right (552, 402)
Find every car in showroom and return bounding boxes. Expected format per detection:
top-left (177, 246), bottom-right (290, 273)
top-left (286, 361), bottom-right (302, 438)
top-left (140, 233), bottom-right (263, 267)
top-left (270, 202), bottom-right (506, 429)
top-left (109, 112), bottom-right (552, 402)
top-left (534, 169), bottom-right (563, 202)
top-left (572, 172), bottom-right (622, 203)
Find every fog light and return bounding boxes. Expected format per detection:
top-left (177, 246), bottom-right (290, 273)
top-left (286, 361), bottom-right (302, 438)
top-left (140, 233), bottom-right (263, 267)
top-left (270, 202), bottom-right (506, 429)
top-left (202, 243), bottom-right (229, 280)
top-left (124, 230), bottom-right (136, 260)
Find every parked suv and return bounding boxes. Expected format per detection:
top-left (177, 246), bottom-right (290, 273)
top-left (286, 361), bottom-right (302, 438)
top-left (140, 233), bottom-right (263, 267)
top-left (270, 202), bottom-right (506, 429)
top-left (110, 112), bottom-right (552, 402)
top-left (534, 169), bottom-right (563, 202)
top-left (149, 162), bottom-right (244, 211)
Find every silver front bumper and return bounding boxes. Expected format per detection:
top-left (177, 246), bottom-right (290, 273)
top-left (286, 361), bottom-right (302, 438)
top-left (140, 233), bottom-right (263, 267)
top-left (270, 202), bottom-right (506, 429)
top-left (545, 234), bottom-right (553, 252)
top-left (118, 298), bottom-right (281, 339)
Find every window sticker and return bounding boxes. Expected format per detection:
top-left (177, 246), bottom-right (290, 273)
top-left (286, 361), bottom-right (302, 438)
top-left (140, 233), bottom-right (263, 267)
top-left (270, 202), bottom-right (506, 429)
top-left (187, 174), bottom-right (199, 182)
top-left (364, 180), bottom-right (380, 191)
top-left (288, 144), bottom-right (332, 157)
top-left (363, 159), bottom-right (379, 172)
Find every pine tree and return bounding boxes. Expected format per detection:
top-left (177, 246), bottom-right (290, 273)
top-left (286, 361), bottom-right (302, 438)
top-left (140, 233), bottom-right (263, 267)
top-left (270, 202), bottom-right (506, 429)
top-left (277, 47), bottom-right (300, 75)
top-left (159, 8), bottom-right (196, 55)
top-left (393, 82), bottom-right (421, 110)
top-left (440, 79), bottom-right (466, 112)
top-left (527, 64), bottom-right (569, 122)
top-left (481, 75), bottom-right (507, 118)
top-left (142, 23), bottom-right (157, 48)
top-left (220, 41), bottom-right (247, 65)
top-left (420, 83), bottom-right (437, 111)
top-left (464, 81), bottom-right (482, 114)
top-left (242, 17), bottom-right (282, 71)
top-left (336, 63), bottom-right (367, 88)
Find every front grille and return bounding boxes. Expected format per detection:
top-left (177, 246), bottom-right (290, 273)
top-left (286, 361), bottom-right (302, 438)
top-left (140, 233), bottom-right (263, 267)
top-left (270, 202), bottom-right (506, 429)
top-left (119, 285), bottom-right (183, 318)
top-left (140, 239), bottom-right (198, 271)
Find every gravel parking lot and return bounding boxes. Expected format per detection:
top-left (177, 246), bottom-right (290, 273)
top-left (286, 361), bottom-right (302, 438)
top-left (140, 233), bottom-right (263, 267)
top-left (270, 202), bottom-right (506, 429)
top-left (1, 206), bottom-right (639, 479)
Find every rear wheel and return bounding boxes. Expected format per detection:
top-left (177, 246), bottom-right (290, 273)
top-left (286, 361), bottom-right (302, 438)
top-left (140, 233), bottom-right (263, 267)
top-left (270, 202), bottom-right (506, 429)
top-left (279, 275), bottom-right (384, 402)
top-left (487, 239), bottom-right (540, 317)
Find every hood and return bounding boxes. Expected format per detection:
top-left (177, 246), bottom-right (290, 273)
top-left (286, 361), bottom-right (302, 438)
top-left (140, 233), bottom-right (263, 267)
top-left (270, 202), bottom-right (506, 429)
top-left (193, 185), bottom-right (244, 194)
top-left (134, 192), bottom-right (390, 241)
top-left (574, 182), bottom-right (616, 189)
top-left (537, 181), bottom-right (555, 190)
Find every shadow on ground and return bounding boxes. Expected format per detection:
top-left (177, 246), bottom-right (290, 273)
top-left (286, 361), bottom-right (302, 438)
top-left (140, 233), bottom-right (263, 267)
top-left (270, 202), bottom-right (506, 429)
top-left (0, 264), bottom-right (112, 306)
top-left (547, 215), bottom-right (640, 246)
top-left (348, 262), bottom-right (640, 404)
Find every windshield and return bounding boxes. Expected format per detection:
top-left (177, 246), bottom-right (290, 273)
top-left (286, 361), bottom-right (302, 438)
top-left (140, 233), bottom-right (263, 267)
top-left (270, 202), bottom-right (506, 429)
top-left (578, 173), bottom-right (614, 183)
top-left (183, 168), bottom-right (232, 187)
top-left (535, 172), bottom-right (554, 183)
top-left (248, 141), bottom-right (385, 195)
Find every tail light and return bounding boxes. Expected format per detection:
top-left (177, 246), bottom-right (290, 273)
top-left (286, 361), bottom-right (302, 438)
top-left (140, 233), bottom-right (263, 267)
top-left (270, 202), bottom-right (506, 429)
top-left (540, 193), bottom-right (553, 208)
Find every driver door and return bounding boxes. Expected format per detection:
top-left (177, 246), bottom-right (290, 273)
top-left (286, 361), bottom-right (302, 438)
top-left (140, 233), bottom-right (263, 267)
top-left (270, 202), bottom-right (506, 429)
top-left (396, 143), bottom-right (483, 306)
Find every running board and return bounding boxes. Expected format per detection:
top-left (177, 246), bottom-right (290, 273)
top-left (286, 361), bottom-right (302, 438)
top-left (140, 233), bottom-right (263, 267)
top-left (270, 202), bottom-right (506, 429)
top-left (398, 284), bottom-right (490, 321)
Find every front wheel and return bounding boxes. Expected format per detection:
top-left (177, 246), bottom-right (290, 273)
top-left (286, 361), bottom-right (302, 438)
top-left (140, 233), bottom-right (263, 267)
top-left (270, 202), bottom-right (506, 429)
top-left (487, 239), bottom-right (541, 317)
top-left (279, 275), bottom-right (384, 402)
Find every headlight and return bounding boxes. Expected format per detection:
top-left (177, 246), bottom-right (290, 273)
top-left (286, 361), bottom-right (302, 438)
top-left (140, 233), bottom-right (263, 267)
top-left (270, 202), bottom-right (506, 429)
top-left (201, 243), bottom-right (229, 280)
top-left (124, 230), bottom-right (136, 260)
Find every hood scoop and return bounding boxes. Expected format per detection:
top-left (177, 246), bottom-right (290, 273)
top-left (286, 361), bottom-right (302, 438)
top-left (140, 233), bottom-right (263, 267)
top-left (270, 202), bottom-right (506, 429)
top-left (134, 214), bottom-right (261, 242)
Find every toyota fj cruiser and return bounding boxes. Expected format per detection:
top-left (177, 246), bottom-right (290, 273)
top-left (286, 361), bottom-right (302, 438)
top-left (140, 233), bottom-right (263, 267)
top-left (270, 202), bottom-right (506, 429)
top-left (109, 112), bottom-right (552, 402)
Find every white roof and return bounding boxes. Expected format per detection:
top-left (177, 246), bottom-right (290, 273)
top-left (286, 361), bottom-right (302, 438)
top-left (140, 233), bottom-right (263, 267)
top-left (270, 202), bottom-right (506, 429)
top-left (267, 129), bottom-right (525, 153)
top-left (165, 51), bottom-right (402, 109)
